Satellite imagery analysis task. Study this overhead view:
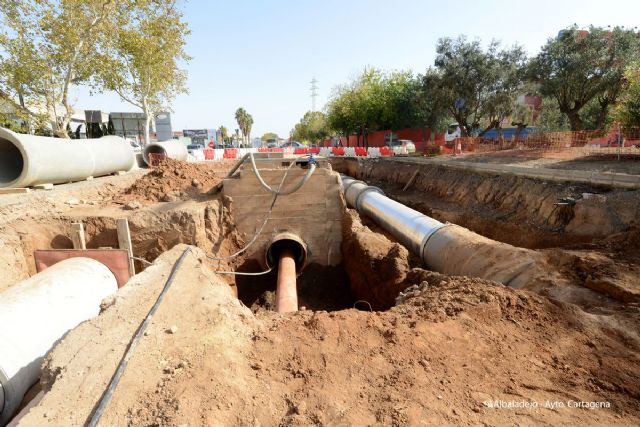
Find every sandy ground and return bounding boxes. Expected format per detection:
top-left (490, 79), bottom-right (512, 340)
top-left (14, 245), bottom-right (640, 426)
top-left (2, 158), bottom-right (640, 426)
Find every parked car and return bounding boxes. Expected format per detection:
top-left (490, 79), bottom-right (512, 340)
top-left (280, 141), bottom-right (305, 148)
top-left (386, 139), bottom-right (416, 154)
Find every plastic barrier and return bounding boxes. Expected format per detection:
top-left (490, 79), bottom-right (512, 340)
top-left (203, 148), bottom-right (214, 160)
top-left (355, 147), bottom-right (367, 156)
top-left (320, 147), bottom-right (332, 157)
top-left (309, 147), bottom-right (321, 154)
top-left (367, 147), bottom-right (381, 157)
top-left (214, 148), bottom-right (225, 160)
top-left (331, 147), bottom-right (345, 156)
top-left (379, 147), bottom-right (392, 156)
top-left (258, 147), bottom-right (269, 152)
top-left (223, 148), bottom-right (238, 159)
top-left (294, 147), bottom-right (310, 155)
top-left (344, 147), bottom-right (357, 157)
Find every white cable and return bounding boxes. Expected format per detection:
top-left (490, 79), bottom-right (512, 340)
top-left (207, 155), bottom-right (307, 261)
top-left (249, 151), bottom-right (316, 195)
top-left (214, 266), bottom-right (274, 276)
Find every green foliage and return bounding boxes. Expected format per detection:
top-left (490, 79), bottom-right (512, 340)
top-left (235, 107), bottom-right (253, 144)
top-left (326, 68), bottom-right (426, 143)
top-left (423, 36), bottom-right (527, 136)
top-left (98, 0), bottom-right (190, 143)
top-left (614, 64), bottom-right (640, 128)
top-left (0, 0), bottom-right (124, 137)
top-left (528, 25), bottom-right (640, 131)
top-left (536, 97), bottom-right (570, 132)
top-left (291, 111), bottom-right (329, 144)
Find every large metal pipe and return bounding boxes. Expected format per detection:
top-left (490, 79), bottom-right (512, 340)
top-left (0, 127), bottom-right (135, 188)
top-left (142, 139), bottom-right (188, 165)
top-left (340, 174), bottom-right (553, 288)
top-left (0, 257), bottom-right (117, 424)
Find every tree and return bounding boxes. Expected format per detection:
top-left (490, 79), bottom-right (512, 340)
top-left (0, 0), bottom-right (122, 137)
top-left (98, 0), bottom-right (190, 144)
top-left (528, 26), bottom-right (640, 131)
top-left (422, 36), bottom-right (527, 137)
top-left (292, 111), bottom-right (329, 144)
top-left (326, 68), bottom-right (388, 146)
top-left (218, 125), bottom-right (229, 143)
top-left (614, 63), bottom-right (640, 128)
top-left (234, 107), bottom-right (253, 145)
top-left (244, 112), bottom-right (253, 146)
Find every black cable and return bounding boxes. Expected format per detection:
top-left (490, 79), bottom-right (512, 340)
top-left (86, 246), bottom-right (192, 427)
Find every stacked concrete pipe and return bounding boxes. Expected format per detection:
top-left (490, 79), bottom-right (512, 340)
top-left (340, 174), bottom-right (555, 289)
top-left (142, 140), bottom-right (188, 165)
top-left (0, 127), bottom-right (135, 188)
top-left (0, 258), bottom-right (117, 424)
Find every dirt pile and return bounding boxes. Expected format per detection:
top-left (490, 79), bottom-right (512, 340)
top-left (341, 209), bottom-right (411, 310)
top-left (119, 158), bottom-right (237, 203)
top-left (17, 244), bottom-right (640, 426)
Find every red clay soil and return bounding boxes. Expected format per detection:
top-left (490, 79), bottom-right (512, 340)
top-left (17, 245), bottom-right (640, 426)
top-left (119, 158), bottom-right (237, 203)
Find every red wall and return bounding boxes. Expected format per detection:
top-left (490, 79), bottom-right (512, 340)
top-left (322, 127), bottom-right (433, 150)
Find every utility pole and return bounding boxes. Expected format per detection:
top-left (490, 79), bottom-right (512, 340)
top-left (310, 77), bottom-right (318, 112)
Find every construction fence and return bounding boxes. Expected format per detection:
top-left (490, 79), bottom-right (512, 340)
top-left (448, 128), bottom-right (640, 159)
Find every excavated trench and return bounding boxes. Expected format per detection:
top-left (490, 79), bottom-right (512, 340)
top-left (3, 159), bottom-right (640, 425)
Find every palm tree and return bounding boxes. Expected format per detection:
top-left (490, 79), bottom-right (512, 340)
top-left (245, 113), bottom-right (254, 146)
top-left (235, 107), bottom-right (247, 144)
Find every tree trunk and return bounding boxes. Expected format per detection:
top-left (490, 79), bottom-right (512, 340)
top-left (566, 110), bottom-right (583, 131)
top-left (142, 100), bottom-right (151, 145)
top-left (595, 100), bottom-right (610, 131)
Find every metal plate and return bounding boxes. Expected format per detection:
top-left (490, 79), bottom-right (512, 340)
top-left (34, 249), bottom-right (131, 288)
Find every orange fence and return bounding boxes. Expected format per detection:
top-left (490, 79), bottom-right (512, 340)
top-left (451, 129), bottom-right (640, 160)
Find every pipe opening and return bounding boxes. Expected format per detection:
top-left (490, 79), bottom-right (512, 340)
top-left (143, 145), bottom-right (167, 164)
top-left (0, 138), bottom-right (24, 184)
top-left (265, 235), bottom-right (307, 273)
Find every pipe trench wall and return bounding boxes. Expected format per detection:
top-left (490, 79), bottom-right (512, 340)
top-left (0, 127), bottom-right (135, 188)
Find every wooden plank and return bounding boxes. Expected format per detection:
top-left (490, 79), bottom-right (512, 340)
top-left (402, 170), bottom-right (420, 191)
top-left (70, 222), bottom-right (86, 250)
top-left (0, 187), bottom-right (31, 194)
top-left (116, 218), bottom-right (135, 276)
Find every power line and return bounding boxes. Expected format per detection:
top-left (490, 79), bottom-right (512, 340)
top-left (310, 77), bottom-right (318, 111)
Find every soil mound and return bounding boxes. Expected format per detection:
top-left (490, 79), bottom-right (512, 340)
top-left (119, 158), bottom-right (236, 203)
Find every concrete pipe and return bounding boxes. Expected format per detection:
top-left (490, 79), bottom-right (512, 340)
top-left (0, 127), bottom-right (135, 188)
top-left (142, 140), bottom-right (188, 165)
top-left (0, 257), bottom-right (117, 424)
top-left (340, 174), bottom-right (553, 288)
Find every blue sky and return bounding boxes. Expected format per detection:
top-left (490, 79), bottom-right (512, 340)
top-left (73, 0), bottom-right (640, 138)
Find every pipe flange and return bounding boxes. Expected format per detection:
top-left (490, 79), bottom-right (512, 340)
top-left (342, 179), bottom-right (366, 193)
top-left (354, 186), bottom-right (384, 211)
top-left (419, 223), bottom-right (454, 265)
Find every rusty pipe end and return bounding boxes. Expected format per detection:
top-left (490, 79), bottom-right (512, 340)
top-left (276, 248), bottom-right (298, 313)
